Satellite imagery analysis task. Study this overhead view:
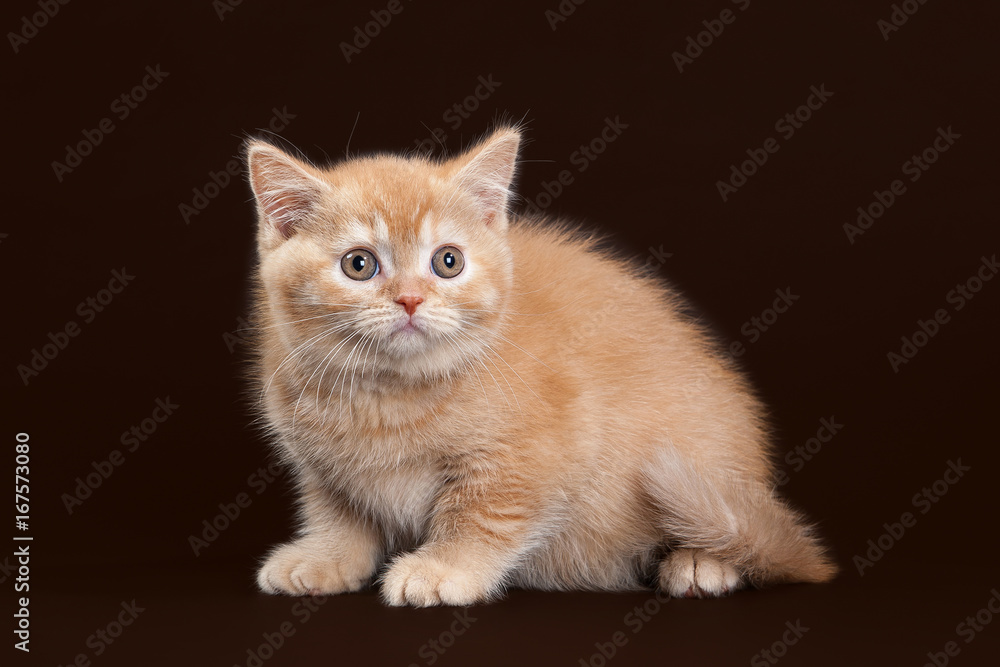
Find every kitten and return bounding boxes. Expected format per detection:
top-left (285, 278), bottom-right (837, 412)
top-left (244, 127), bottom-right (836, 606)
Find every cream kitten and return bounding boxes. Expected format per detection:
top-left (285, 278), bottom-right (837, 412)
top-left (244, 127), bottom-right (836, 606)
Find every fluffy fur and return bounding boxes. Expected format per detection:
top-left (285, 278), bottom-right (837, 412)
top-left (244, 127), bottom-right (836, 606)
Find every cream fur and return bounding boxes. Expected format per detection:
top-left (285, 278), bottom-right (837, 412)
top-left (244, 127), bottom-right (837, 607)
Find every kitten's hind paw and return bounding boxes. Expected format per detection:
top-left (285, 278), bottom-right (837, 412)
top-left (659, 548), bottom-right (743, 598)
top-left (257, 536), bottom-right (375, 596)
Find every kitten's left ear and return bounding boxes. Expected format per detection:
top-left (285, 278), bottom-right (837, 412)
top-left (449, 128), bottom-right (521, 227)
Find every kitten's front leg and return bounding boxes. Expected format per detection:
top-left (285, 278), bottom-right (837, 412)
top-left (381, 471), bottom-right (540, 607)
top-left (257, 470), bottom-right (380, 596)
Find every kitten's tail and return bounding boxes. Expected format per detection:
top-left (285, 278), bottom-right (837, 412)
top-left (645, 449), bottom-right (838, 586)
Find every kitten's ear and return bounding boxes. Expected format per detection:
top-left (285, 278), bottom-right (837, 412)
top-left (245, 140), bottom-right (327, 246)
top-left (449, 128), bottom-right (521, 227)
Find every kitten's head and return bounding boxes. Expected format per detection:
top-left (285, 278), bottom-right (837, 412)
top-left (246, 128), bottom-right (520, 383)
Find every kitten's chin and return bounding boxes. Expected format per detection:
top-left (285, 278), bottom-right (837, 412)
top-left (385, 317), bottom-right (429, 352)
top-left (379, 327), bottom-right (475, 382)
top-left (384, 327), bottom-right (436, 360)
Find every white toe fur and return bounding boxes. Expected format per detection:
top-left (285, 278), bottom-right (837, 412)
top-left (257, 534), bottom-right (375, 596)
top-left (659, 548), bottom-right (743, 598)
top-left (381, 552), bottom-right (493, 607)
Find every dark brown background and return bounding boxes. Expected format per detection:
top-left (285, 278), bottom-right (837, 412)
top-left (5, 0), bottom-right (999, 665)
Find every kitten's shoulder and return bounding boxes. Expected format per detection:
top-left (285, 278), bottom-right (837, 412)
top-left (506, 216), bottom-right (605, 261)
top-left (506, 215), bottom-right (662, 290)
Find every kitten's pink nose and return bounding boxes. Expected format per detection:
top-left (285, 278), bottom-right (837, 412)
top-left (395, 295), bottom-right (424, 316)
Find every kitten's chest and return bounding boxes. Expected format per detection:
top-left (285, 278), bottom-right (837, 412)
top-left (292, 409), bottom-right (457, 536)
top-left (337, 457), bottom-right (445, 536)
top-left (279, 377), bottom-right (491, 533)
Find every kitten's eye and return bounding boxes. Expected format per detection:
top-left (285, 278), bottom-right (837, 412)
top-left (431, 246), bottom-right (464, 279)
top-left (341, 249), bottom-right (378, 281)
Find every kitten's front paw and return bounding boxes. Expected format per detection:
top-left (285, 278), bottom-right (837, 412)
top-left (659, 548), bottom-right (743, 598)
top-left (257, 536), bottom-right (375, 596)
top-left (381, 552), bottom-right (495, 607)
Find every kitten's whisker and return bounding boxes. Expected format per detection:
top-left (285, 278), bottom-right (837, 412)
top-left (446, 279), bottom-right (569, 310)
top-left (304, 328), bottom-right (364, 426)
top-left (455, 324), bottom-right (539, 407)
top-left (445, 331), bottom-right (490, 411)
top-left (346, 332), bottom-right (374, 422)
top-left (361, 334), bottom-right (380, 380)
top-left (361, 335), bottom-right (381, 383)
top-left (456, 329), bottom-right (520, 414)
top-left (325, 330), bottom-right (365, 419)
top-left (348, 333), bottom-right (376, 421)
top-left (448, 309), bottom-right (552, 326)
top-left (476, 355), bottom-right (511, 413)
top-left (344, 111), bottom-right (361, 159)
top-left (477, 338), bottom-right (538, 404)
top-left (508, 276), bottom-right (572, 298)
top-left (451, 293), bottom-right (588, 317)
top-left (294, 325), bottom-right (362, 429)
top-left (334, 331), bottom-right (369, 422)
top-left (262, 331), bottom-right (330, 399)
top-left (261, 321), bottom-right (356, 400)
top-left (314, 327), bottom-right (366, 424)
top-left (300, 348), bottom-right (336, 429)
top-left (461, 319), bottom-right (555, 373)
top-left (250, 310), bottom-right (363, 332)
top-left (454, 330), bottom-right (510, 412)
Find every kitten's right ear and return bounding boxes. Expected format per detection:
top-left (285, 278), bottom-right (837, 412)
top-left (245, 141), bottom-right (327, 246)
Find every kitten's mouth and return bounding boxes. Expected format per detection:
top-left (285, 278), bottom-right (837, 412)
top-left (393, 317), bottom-right (424, 335)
